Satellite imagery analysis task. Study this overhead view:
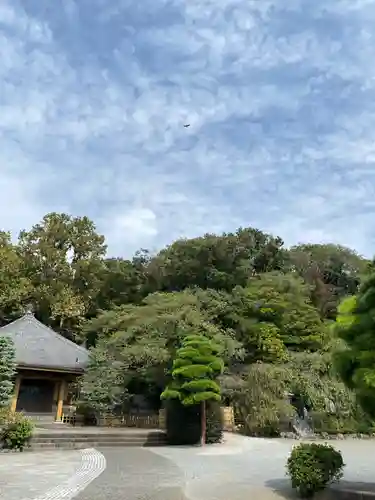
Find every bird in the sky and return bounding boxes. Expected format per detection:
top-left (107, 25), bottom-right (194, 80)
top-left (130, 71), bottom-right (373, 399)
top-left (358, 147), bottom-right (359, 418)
top-left (183, 124), bottom-right (190, 128)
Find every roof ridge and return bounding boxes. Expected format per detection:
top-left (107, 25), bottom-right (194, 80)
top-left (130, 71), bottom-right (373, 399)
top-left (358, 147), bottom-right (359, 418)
top-left (25, 315), bottom-right (89, 355)
top-left (0, 316), bottom-right (25, 331)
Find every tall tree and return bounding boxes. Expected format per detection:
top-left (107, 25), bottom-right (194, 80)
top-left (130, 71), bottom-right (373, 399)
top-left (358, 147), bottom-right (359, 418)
top-left (161, 334), bottom-right (224, 445)
top-left (79, 345), bottom-right (127, 419)
top-left (17, 213), bottom-right (107, 339)
top-left (94, 257), bottom-right (145, 311)
top-left (0, 232), bottom-right (32, 325)
top-left (287, 244), bottom-right (369, 319)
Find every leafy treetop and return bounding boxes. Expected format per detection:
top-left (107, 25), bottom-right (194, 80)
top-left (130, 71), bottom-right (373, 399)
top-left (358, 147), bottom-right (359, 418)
top-left (161, 334), bottom-right (224, 406)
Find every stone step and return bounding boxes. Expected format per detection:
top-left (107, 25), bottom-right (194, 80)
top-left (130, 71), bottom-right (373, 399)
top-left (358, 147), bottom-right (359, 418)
top-left (29, 438), bottom-right (167, 450)
top-left (31, 436), bottom-right (166, 444)
top-left (33, 430), bottom-right (164, 439)
top-left (29, 430), bottom-right (167, 449)
top-left (35, 423), bottom-right (72, 430)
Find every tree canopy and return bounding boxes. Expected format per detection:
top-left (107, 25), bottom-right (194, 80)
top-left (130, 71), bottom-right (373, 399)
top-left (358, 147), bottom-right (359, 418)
top-left (0, 211), bottom-right (373, 432)
top-left (334, 273), bottom-right (375, 416)
top-left (161, 334), bottom-right (224, 406)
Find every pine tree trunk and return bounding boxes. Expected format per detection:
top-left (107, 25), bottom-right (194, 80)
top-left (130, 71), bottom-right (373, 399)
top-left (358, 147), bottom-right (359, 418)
top-left (201, 400), bottom-right (206, 446)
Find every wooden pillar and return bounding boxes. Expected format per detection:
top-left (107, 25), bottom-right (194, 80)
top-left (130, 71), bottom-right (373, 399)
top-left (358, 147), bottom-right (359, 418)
top-left (10, 375), bottom-right (22, 413)
top-left (55, 380), bottom-right (66, 422)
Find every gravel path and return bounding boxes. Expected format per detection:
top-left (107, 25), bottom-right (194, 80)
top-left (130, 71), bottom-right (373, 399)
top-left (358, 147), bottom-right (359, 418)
top-left (77, 434), bottom-right (375, 500)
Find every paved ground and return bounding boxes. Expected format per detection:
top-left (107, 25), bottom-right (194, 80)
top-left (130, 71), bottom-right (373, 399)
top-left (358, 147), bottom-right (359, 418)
top-left (76, 434), bottom-right (375, 500)
top-left (0, 448), bottom-right (105, 500)
top-left (2, 434), bottom-right (375, 499)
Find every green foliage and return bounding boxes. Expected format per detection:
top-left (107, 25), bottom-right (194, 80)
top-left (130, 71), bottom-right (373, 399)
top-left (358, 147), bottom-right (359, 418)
top-left (229, 273), bottom-right (326, 360)
top-left (286, 443), bottom-right (345, 498)
top-left (233, 363), bottom-right (295, 437)
top-left (310, 413), bottom-right (374, 435)
top-left (287, 244), bottom-right (368, 319)
top-left (0, 336), bottom-right (16, 407)
top-left (285, 351), bottom-right (358, 421)
top-left (0, 232), bottom-right (32, 325)
top-left (334, 273), bottom-right (375, 416)
top-left (161, 334), bottom-right (224, 406)
top-left (79, 345), bottom-right (128, 416)
top-left (1, 412), bottom-right (34, 451)
top-left (147, 228), bottom-right (285, 293)
top-left (0, 407), bottom-right (11, 426)
top-left (162, 334), bottom-right (224, 444)
top-left (18, 212), bottom-right (106, 340)
top-left (229, 352), bottom-right (363, 437)
top-left (0, 212), bottom-right (372, 435)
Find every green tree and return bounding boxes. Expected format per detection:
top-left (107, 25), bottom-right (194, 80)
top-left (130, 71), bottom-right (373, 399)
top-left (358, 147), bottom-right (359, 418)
top-left (18, 212), bottom-right (107, 339)
top-left (82, 290), bottom-right (240, 410)
top-left (147, 227), bottom-right (285, 293)
top-left (0, 336), bottom-right (16, 407)
top-left (228, 273), bottom-right (326, 359)
top-left (83, 289), bottom-right (242, 360)
top-left (79, 345), bottom-right (127, 419)
top-left (161, 334), bottom-right (224, 445)
top-left (285, 351), bottom-right (360, 432)
top-left (334, 273), bottom-right (375, 416)
top-left (0, 232), bottom-right (32, 325)
top-left (287, 244), bottom-right (368, 319)
top-left (94, 257), bottom-right (145, 311)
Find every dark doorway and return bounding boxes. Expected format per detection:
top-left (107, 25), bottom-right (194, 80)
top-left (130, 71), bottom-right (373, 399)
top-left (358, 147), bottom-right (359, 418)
top-left (16, 379), bottom-right (55, 413)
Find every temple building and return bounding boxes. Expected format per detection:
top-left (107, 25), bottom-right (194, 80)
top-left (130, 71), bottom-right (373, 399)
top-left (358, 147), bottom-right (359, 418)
top-left (0, 310), bottom-right (89, 422)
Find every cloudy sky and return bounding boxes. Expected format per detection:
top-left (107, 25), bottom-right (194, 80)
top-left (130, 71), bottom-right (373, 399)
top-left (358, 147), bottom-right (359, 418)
top-left (1, 0), bottom-right (375, 258)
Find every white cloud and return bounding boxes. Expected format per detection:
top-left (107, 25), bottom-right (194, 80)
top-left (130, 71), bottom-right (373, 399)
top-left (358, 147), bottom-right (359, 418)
top-left (1, 0), bottom-right (375, 257)
top-left (108, 208), bottom-right (158, 252)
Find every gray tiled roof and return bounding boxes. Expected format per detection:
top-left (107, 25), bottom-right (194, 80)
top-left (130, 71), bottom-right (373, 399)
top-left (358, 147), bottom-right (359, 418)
top-left (0, 312), bottom-right (89, 372)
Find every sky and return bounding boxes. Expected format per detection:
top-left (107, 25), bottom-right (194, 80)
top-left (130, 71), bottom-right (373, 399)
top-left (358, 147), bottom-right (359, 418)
top-left (1, 0), bottom-right (375, 258)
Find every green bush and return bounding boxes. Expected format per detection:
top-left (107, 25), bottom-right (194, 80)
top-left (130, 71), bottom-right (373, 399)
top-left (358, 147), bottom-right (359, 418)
top-left (0, 407), bottom-right (11, 426)
top-left (1, 412), bottom-right (34, 451)
top-left (286, 443), bottom-right (345, 498)
top-left (205, 402), bottom-right (223, 444)
top-left (310, 412), bottom-right (375, 435)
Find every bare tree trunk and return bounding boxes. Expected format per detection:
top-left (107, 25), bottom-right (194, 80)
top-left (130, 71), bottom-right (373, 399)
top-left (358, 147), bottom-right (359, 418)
top-left (201, 400), bottom-right (206, 446)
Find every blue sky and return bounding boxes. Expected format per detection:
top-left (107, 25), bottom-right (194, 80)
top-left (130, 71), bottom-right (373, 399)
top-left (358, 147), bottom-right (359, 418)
top-left (1, 0), bottom-right (375, 258)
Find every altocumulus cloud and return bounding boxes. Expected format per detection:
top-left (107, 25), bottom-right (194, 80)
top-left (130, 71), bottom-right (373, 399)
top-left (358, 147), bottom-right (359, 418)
top-left (1, 0), bottom-right (375, 257)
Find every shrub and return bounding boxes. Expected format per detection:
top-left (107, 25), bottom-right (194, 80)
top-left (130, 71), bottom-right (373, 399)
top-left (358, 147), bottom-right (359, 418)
top-left (233, 363), bottom-right (295, 437)
top-left (0, 407), bottom-right (11, 427)
top-left (286, 443), bottom-right (345, 498)
top-left (1, 412), bottom-right (34, 451)
top-left (0, 336), bottom-right (16, 407)
top-left (205, 401), bottom-right (223, 444)
top-left (310, 412), bottom-right (375, 435)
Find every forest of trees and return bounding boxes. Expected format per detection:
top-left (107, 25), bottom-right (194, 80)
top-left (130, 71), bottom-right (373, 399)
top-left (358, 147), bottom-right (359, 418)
top-left (1, 211), bottom-right (374, 435)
